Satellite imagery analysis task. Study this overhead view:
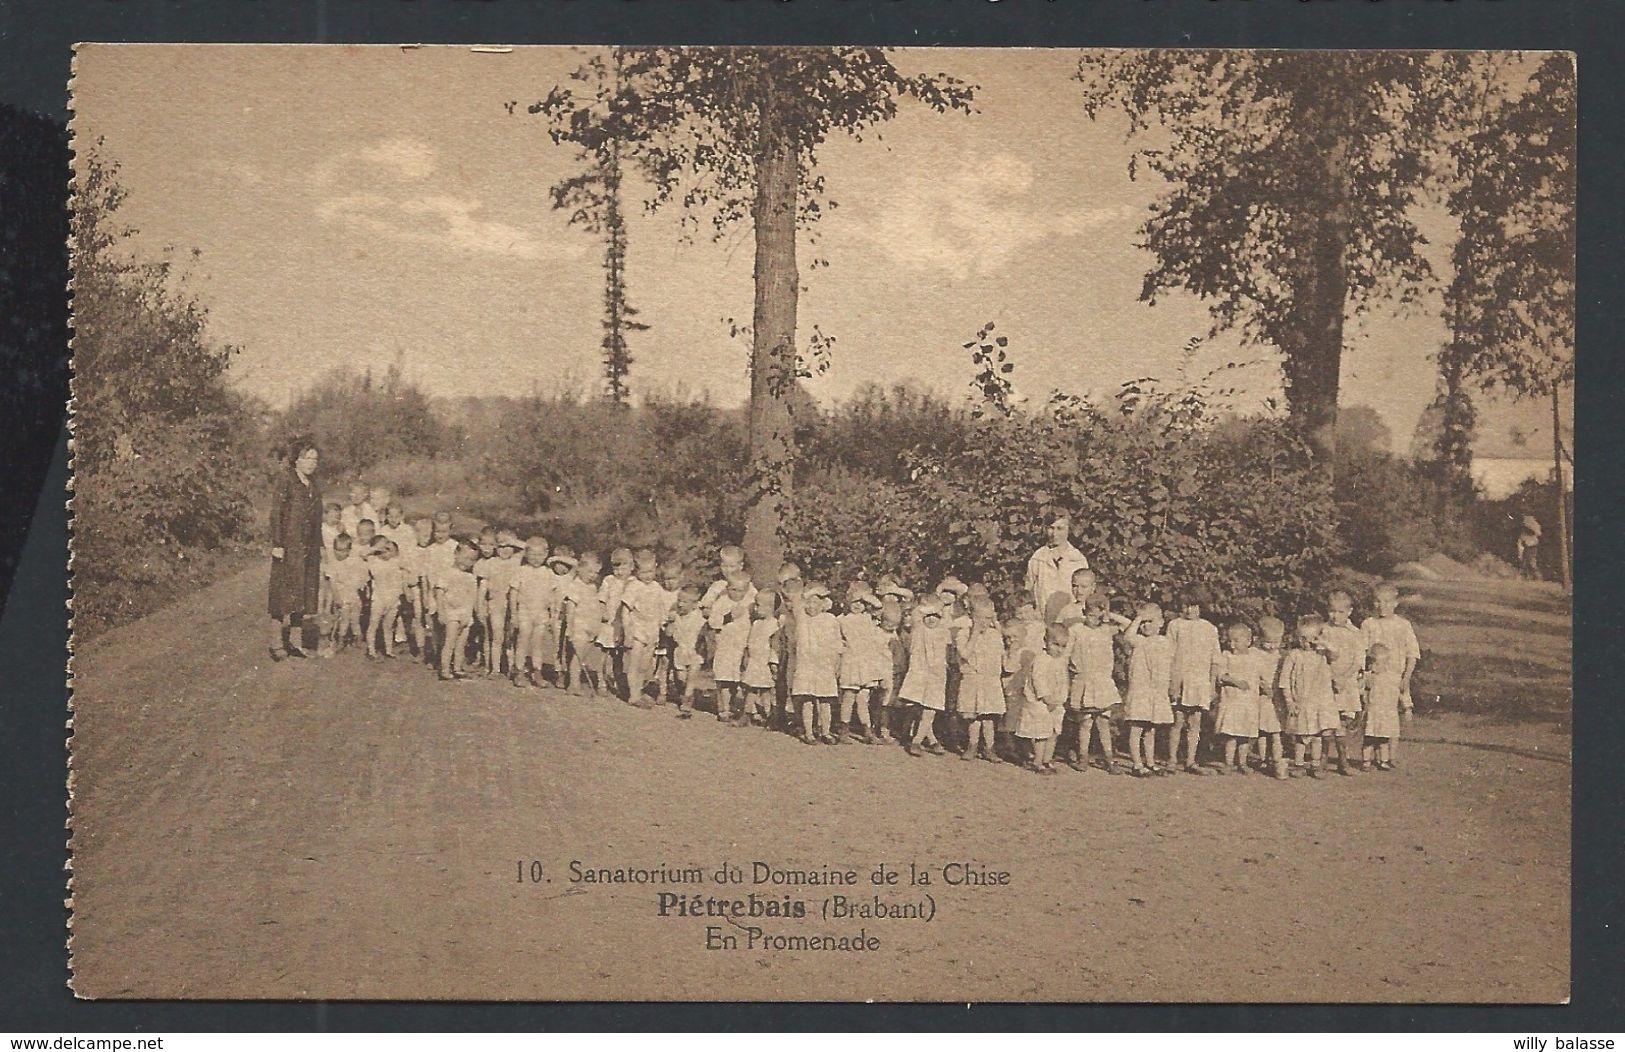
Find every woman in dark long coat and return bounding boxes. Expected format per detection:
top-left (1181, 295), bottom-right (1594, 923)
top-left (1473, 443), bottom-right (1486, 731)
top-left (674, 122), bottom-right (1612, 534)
top-left (268, 437), bottom-right (323, 660)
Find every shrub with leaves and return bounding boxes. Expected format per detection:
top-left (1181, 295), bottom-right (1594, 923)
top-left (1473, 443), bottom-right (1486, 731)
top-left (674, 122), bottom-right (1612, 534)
top-left (899, 382), bottom-right (1341, 620)
top-left (72, 150), bottom-right (263, 636)
top-left (279, 363), bottom-right (449, 482)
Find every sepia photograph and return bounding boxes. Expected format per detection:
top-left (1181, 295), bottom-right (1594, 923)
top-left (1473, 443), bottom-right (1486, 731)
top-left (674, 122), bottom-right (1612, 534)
top-left (65, 44), bottom-right (1573, 1002)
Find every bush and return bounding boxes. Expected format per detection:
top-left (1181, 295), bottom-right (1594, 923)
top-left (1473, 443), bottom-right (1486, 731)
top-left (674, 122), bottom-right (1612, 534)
top-left (1334, 448), bottom-right (1481, 573)
top-left (784, 468), bottom-right (933, 585)
top-left (279, 364), bottom-right (451, 482)
top-left (783, 382), bottom-right (1344, 621)
top-left (903, 398), bottom-right (1342, 621)
top-left (71, 151), bottom-right (263, 636)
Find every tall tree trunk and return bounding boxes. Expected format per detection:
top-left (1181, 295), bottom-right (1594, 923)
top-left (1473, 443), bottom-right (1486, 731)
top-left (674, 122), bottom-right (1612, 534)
top-left (743, 90), bottom-right (799, 586)
top-left (1283, 94), bottom-right (1353, 472)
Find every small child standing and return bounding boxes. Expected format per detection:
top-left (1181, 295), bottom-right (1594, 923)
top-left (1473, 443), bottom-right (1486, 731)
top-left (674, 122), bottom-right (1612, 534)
top-left (936, 577), bottom-right (972, 750)
top-left (1254, 616), bottom-right (1289, 780)
top-left (792, 582), bottom-right (844, 744)
top-left (621, 548), bottom-right (670, 707)
top-left (1123, 602), bottom-right (1176, 777)
top-left (509, 537), bottom-right (556, 687)
top-left (839, 585), bottom-right (893, 745)
top-left (422, 515), bottom-right (457, 668)
top-left (1281, 617), bottom-right (1346, 777)
top-left (1167, 588), bottom-right (1221, 774)
top-left (326, 533), bottom-right (369, 654)
top-left (1015, 624), bottom-right (1070, 775)
top-left (597, 547), bottom-right (635, 699)
top-left (435, 542), bottom-right (481, 681)
top-left (711, 576), bottom-right (755, 722)
top-left (366, 539), bottom-right (410, 658)
top-left (542, 546), bottom-right (578, 681)
top-left (1067, 592), bottom-right (1125, 774)
top-left (1322, 589), bottom-right (1367, 771)
top-left (665, 586), bottom-right (708, 716)
top-left (319, 502), bottom-right (343, 635)
top-left (956, 597), bottom-right (1007, 762)
top-left (875, 579), bottom-right (914, 742)
top-left (1213, 622), bottom-right (1264, 774)
top-left (1360, 582), bottom-right (1420, 764)
top-left (700, 546), bottom-right (754, 618)
top-left (562, 552), bottom-right (605, 695)
top-left (1360, 642), bottom-right (1403, 771)
top-left (899, 597), bottom-right (951, 757)
top-left (476, 531), bottom-right (524, 677)
top-left (738, 590), bottom-right (781, 727)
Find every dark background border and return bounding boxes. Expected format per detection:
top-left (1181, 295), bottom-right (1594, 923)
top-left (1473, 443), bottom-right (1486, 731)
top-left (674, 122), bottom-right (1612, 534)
top-left (2, 0), bottom-right (1619, 1032)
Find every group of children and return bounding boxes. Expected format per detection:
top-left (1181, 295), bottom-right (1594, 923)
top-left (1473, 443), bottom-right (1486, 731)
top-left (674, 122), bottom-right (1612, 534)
top-left (311, 484), bottom-right (1421, 778)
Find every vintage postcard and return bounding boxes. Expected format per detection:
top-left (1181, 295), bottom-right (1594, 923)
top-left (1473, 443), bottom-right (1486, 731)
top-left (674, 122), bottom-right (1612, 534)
top-left (66, 45), bottom-right (1573, 1001)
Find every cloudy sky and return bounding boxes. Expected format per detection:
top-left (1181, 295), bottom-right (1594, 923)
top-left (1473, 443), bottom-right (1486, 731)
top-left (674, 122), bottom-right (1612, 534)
top-left (70, 44), bottom-right (1552, 452)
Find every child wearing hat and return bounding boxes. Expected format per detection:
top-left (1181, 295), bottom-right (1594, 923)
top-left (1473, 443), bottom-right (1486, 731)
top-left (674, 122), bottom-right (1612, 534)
top-left (899, 596), bottom-right (951, 756)
top-left (957, 596), bottom-right (1007, 762)
top-left (836, 583), bottom-right (888, 744)
top-left (738, 589), bottom-right (782, 727)
top-left (541, 546), bottom-right (577, 679)
top-left (791, 581), bottom-right (844, 744)
top-left (561, 551), bottom-right (605, 695)
top-left (1167, 586), bottom-right (1221, 774)
top-left (711, 574), bottom-right (755, 722)
top-left (509, 537), bottom-right (556, 688)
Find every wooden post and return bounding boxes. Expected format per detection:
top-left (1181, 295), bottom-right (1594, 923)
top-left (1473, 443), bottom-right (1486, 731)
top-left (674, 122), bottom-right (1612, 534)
top-left (1553, 385), bottom-right (1571, 590)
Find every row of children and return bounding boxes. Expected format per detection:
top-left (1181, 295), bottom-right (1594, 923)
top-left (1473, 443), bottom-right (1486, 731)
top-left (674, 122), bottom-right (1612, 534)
top-left (315, 485), bottom-right (1421, 778)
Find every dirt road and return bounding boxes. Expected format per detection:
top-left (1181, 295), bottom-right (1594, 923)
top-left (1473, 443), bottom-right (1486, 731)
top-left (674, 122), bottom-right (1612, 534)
top-left (68, 567), bottom-right (1570, 1001)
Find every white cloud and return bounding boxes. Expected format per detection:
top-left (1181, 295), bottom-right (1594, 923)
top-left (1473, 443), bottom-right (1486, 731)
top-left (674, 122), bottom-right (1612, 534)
top-left (311, 138), bottom-right (580, 263)
top-left (316, 192), bottom-right (580, 263)
top-left (859, 153), bottom-right (1139, 279)
top-left (357, 137), bottom-right (438, 181)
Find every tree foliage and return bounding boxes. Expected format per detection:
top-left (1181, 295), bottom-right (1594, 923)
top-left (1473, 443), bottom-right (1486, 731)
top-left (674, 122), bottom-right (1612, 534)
top-left (71, 148), bottom-right (263, 634)
top-left (1443, 53), bottom-right (1575, 399)
top-left (534, 47), bottom-right (976, 578)
top-left (279, 362), bottom-right (450, 483)
top-left (528, 49), bottom-right (649, 406)
top-left (1075, 51), bottom-right (1480, 464)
